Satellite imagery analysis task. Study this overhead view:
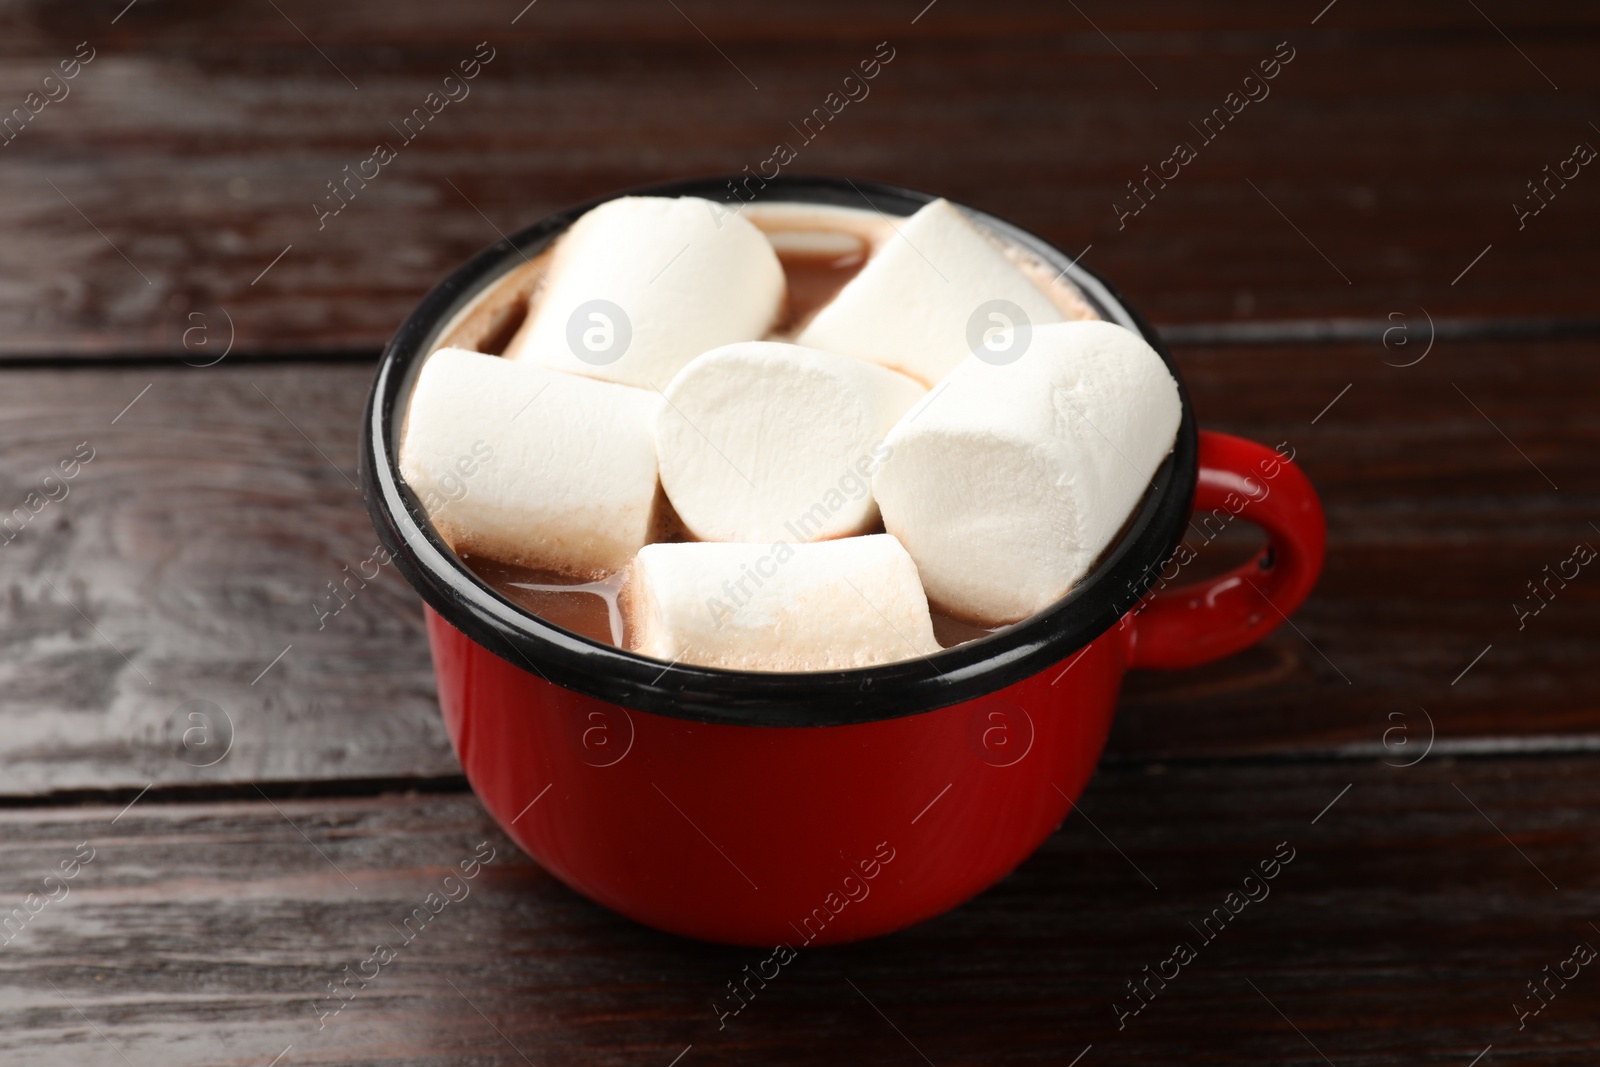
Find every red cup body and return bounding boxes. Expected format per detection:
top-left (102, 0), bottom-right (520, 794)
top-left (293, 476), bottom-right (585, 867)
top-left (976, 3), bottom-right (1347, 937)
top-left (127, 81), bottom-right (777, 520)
top-left (430, 605), bottom-right (1129, 946)
top-left (424, 430), bottom-right (1325, 946)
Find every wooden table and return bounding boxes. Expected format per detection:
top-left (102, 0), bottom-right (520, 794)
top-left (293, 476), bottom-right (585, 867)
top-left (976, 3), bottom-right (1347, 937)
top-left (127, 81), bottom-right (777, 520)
top-left (3, 1), bottom-right (1597, 1063)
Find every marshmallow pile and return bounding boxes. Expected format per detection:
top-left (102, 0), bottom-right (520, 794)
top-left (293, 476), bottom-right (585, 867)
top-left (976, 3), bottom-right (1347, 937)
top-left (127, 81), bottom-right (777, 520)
top-left (399, 194), bottom-right (1182, 673)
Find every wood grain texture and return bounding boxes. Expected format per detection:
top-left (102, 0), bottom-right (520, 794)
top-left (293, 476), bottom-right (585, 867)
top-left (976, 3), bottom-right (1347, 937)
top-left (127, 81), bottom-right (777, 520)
top-left (0, 362), bottom-right (458, 795)
top-left (0, 335), bottom-right (1593, 792)
top-left (1, 6), bottom-right (1594, 1063)
top-left (2, 755), bottom-right (1597, 1065)
top-left (0, 1), bottom-right (1598, 358)
top-left (1116, 333), bottom-right (1600, 760)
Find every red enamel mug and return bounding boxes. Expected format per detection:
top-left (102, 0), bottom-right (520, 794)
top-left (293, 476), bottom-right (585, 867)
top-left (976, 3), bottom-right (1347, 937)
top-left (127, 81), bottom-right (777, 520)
top-left (361, 176), bottom-right (1326, 947)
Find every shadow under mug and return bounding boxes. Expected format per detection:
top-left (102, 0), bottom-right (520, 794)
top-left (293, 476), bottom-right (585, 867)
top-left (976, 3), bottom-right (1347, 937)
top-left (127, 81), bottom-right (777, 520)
top-left (361, 175), bottom-right (1327, 947)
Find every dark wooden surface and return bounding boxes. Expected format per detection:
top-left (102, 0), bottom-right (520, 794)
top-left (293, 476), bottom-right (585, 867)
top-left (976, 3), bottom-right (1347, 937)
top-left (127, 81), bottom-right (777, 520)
top-left (5, 758), bottom-right (1600, 1066)
top-left (2, 338), bottom-right (1591, 792)
top-left (3, 0), bottom-right (1600, 357)
top-left (1, 0), bottom-right (1597, 1063)
top-left (0, 363), bottom-right (455, 795)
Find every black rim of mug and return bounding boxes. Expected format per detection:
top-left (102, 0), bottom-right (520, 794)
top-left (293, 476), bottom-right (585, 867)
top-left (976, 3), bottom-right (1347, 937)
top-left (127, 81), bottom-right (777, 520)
top-left (361, 174), bottom-right (1198, 727)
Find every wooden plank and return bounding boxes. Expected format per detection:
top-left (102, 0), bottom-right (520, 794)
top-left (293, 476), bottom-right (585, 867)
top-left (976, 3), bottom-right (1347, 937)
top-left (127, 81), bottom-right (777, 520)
top-left (1117, 333), bottom-right (1600, 760)
top-left (0, 362), bottom-right (458, 794)
top-left (1, 331), bottom-right (1594, 793)
top-left (0, 1), bottom-right (1598, 358)
top-left (1, 754), bottom-right (1597, 1064)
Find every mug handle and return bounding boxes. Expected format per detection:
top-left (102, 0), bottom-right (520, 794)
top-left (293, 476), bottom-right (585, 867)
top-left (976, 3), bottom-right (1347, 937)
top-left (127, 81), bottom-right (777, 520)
top-left (1124, 430), bottom-right (1327, 670)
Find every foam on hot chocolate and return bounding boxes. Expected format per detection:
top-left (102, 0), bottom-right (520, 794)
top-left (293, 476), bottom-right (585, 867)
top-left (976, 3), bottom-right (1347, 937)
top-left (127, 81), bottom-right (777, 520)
top-left (399, 347), bottom-right (660, 578)
top-left (502, 196), bottom-right (786, 389)
top-left (872, 320), bottom-right (1182, 625)
top-left (623, 534), bottom-right (940, 672)
top-left (796, 198), bottom-right (1067, 385)
top-left (655, 341), bottom-right (925, 543)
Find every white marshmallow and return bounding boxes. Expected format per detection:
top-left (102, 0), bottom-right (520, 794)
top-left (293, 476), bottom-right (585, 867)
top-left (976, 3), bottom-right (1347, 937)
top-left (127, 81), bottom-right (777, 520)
top-left (796, 198), bottom-right (1064, 386)
top-left (624, 534), bottom-right (940, 672)
top-left (503, 196), bottom-right (785, 389)
top-left (655, 342), bottom-right (925, 544)
top-left (399, 347), bottom-right (660, 578)
top-left (872, 321), bottom-right (1182, 625)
